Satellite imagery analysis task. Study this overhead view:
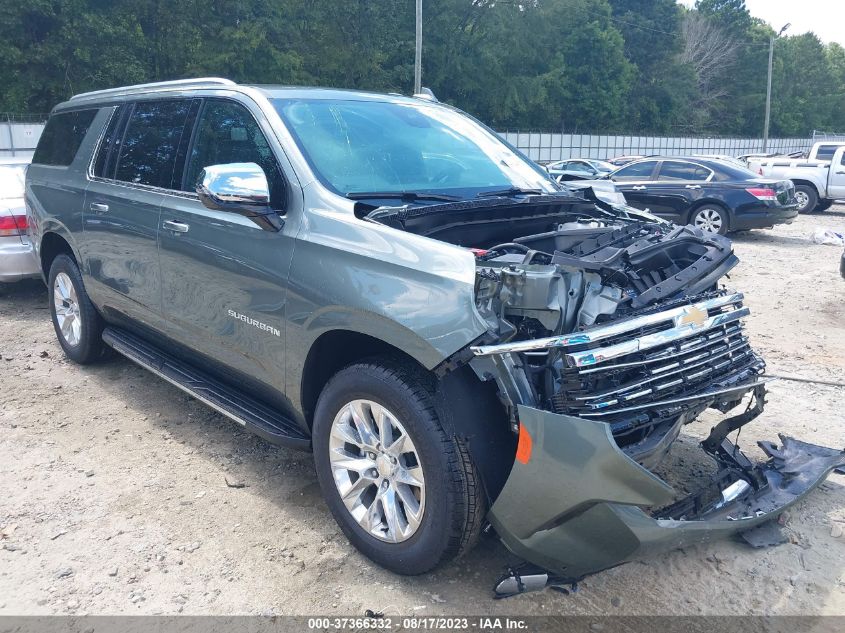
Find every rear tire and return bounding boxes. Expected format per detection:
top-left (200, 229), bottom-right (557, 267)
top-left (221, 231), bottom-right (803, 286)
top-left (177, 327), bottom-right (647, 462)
top-left (312, 357), bottom-right (484, 575)
top-left (48, 254), bottom-right (107, 364)
top-left (691, 204), bottom-right (729, 235)
top-left (794, 184), bottom-right (818, 213)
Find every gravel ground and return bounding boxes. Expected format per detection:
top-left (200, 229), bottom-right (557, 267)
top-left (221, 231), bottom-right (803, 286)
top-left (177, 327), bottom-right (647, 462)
top-left (1, 209), bottom-right (844, 617)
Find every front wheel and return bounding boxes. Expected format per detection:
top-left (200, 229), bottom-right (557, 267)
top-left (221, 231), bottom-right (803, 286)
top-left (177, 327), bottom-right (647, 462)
top-left (692, 205), bottom-right (729, 235)
top-left (312, 357), bottom-right (484, 575)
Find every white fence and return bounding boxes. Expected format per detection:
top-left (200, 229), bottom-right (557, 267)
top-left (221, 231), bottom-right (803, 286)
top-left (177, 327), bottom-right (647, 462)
top-left (498, 131), bottom-right (815, 163)
top-left (0, 121), bottom-right (45, 159)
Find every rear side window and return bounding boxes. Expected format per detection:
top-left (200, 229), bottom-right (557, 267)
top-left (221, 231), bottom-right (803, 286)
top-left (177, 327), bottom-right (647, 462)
top-left (115, 100), bottom-right (193, 188)
top-left (612, 160), bottom-right (656, 182)
top-left (815, 145), bottom-right (839, 160)
top-left (657, 161), bottom-right (711, 181)
top-left (32, 109), bottom-right (98, 166)
top-left (93, 106), bottom-right (127, 178)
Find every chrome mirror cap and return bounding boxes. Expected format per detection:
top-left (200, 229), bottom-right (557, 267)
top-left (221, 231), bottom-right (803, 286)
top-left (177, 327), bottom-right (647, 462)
top-left (196, 162), bottom-right (271, 212)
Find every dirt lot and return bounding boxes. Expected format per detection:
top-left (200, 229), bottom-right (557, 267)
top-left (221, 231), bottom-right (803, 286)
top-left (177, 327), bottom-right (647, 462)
top-left (2, 209), bottom-right (845, 617)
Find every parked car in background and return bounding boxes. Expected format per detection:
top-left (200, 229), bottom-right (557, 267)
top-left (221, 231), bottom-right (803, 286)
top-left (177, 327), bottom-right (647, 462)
top-left (606, 156), bottom-right (797, 235)
top-left (693, 154), bottom-right (747, 168)
top-left (607, 154), bottom-right (646, 166)
top-left (0, 158), bottom-right (40, 285)
top-left (546, 158), bottom-right (615, 182)
top-left (749, 146), bottom-right (845, 213)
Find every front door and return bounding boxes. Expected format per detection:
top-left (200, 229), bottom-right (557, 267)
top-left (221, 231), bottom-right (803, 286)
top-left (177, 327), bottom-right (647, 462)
top-left (157, 98), bottom-right (293, 389)
top-left (829, 148), bottom-right (845, 199)
top-left (83, 100), bottom-right (195, 331)
top-left (610, 159), bottom-right (658, 211)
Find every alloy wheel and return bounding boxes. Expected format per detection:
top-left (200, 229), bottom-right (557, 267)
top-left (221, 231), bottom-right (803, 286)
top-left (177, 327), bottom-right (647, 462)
top-left (794, 190), bottom-right (810, 211)
top-left (328, 399), bottom-right (426, 543)
top-left (693, 208), bottom-right (724, 233)
top-left (53, 272), bottom-right (82, 347)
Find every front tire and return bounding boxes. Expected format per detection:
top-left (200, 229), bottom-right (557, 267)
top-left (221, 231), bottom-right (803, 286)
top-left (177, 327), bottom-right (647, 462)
top-left (312, 357), bottom-right (484, 575)
top-left (48, 254), bottom-right (107, 364)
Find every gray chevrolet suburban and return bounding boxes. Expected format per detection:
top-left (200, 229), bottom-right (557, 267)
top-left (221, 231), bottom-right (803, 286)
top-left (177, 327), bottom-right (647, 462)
top-left (26, 78), bottom-right (844, 596)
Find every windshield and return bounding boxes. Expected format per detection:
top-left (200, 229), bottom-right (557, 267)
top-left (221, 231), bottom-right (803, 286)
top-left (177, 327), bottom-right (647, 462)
top-left (272, 98), bottom-right (557, 197)
top-left (0, 164), bottom-right (27, 199)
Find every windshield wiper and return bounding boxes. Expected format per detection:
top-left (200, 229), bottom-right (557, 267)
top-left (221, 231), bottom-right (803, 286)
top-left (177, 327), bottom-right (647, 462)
top-left (476, 187), bottom-right (544, 198)
top-left (346, 191), bottom-right (462, 202)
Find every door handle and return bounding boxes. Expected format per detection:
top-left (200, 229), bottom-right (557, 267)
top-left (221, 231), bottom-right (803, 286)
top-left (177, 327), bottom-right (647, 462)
top-left (162, 220), bottom-right (190, 234)
top-left (836, 171), bottom-right (845, 175)
top-left (631, 185), bottom-right (647, 190)
top-left (685, 184), bottom-right (702, 189)
top-left (89, 203), bottom-right (109, 214)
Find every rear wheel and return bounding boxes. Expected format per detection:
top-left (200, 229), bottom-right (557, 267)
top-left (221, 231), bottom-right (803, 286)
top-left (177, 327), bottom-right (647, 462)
top-left (692, 205), bottom-right (729, 235)
top-left (794, 184), bottom-right (818, 213)
top-left (312, 357), bottom-right (484, 575)
top-left (48, 254), bottom-right (107, 364)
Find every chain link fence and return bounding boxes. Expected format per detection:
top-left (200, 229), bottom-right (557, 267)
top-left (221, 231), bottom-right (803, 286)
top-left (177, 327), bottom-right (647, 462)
top-left (498, 130), bottom-right (816, 164)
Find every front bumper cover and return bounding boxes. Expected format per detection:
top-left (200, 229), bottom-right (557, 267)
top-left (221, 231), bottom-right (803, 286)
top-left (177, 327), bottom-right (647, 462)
top-left (489, 404), bottom-right (845, 589)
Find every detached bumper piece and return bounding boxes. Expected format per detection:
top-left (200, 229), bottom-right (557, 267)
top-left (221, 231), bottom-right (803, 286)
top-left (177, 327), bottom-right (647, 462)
top-left (488, 404), bottom-right (845, 598)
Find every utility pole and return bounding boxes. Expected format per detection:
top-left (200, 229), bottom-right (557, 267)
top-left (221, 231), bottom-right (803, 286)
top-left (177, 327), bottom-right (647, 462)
top-left (414, 0), bottom-right (422, 94)
top-left (763, 23), bottom-right (790, 151)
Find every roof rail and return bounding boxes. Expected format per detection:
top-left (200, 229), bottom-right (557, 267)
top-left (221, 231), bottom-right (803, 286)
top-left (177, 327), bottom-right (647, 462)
top-left (69, 77), bottom-right (236, 101)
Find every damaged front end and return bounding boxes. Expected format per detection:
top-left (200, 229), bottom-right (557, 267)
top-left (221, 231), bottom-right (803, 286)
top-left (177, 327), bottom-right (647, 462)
top-left (369, 191), bottom-right (845, 596)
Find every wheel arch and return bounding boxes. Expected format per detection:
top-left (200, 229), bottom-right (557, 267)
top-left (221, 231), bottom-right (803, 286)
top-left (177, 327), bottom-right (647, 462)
top-left (301, 328), bottom-right (516, 504)
top-left (687, 199), bottom-right (731, 230)
top-left (39, 231), bottom-right (79, 279)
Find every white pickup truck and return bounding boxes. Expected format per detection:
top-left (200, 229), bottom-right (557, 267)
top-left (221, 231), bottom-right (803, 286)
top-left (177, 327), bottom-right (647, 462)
top-left (749, 144), bottom-right (845, 213)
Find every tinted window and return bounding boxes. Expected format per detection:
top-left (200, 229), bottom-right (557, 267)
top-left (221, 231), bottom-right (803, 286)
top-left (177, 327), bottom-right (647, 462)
top-left (611, 161), bottom-right (656, 181)
top-left (816, 145), bottom-right (839, 160)
top-left (32, 109), bottom-right (98, 166)
top-left (115, 100), bottom-right (192, 188)
top-left (657, 161), bottom-right (711, 181)
top-left (184, 100), bottom-right (285, 209)
top-left (93, 106), bottom-right (127, 178)
top-left (568, 161), bottom-right (593, 173)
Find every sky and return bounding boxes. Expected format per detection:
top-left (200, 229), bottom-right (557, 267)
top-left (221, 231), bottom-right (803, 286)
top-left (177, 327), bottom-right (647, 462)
top-left (677, 0), bottom-right (845, 46)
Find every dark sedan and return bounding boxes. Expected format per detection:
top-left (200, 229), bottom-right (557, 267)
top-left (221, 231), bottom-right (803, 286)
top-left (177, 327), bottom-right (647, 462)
top-left (606, 157), bottom-right (798, 235)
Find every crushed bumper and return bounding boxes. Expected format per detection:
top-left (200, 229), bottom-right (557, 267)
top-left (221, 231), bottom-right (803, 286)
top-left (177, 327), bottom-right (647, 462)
top-left (489, 404), bottom-right (845, 589)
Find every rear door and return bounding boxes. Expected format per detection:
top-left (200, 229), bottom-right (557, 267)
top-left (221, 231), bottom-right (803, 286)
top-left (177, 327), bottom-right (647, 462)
top-left (157, 97), bottom-right (292, 388)
top-left (609, 160), bottom-right (658, 209)
top-left (83, 99), bottom-right (195, 332)
top-left (645, 160), bottom-right (713, 222)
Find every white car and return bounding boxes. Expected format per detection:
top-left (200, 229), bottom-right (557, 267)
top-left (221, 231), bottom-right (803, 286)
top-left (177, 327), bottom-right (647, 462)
top-left (0, 159), bottom-right (40, 284)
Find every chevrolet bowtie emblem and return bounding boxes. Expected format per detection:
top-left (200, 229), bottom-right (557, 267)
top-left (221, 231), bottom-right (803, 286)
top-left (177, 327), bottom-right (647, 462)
top-left (676, 306), bottom-right (708, 328)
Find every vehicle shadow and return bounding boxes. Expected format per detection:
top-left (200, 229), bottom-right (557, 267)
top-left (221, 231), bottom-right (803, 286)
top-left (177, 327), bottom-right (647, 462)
top-left (730, 231), bottom-right (812, 248)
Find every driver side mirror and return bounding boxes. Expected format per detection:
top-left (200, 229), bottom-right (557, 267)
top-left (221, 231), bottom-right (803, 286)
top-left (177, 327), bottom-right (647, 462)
top-left (195, 162), bottom-right (282, 231)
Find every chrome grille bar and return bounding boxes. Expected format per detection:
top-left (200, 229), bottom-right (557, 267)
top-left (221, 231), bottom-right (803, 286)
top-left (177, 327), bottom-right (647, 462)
top-left (565, 307), bottom-right (750, 368)
top-left (470, 292), bottom-right (744, 356)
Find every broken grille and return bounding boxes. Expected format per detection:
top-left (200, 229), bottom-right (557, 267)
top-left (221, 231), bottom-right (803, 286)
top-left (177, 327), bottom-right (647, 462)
top-left (550, 292), bottom-right (765, 420)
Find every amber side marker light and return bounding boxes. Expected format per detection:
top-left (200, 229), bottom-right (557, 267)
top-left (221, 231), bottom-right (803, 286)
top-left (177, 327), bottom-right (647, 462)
top-left (515, 423), bottom-right (533, 464)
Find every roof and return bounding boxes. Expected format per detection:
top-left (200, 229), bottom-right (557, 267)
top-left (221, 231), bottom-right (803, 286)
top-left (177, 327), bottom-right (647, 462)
top-left (56, 77), bottom-right (428, 111)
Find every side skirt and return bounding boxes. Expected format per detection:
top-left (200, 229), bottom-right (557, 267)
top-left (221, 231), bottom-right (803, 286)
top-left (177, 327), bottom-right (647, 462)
top-left (102, 327), bottom-right (311, 451)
